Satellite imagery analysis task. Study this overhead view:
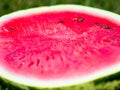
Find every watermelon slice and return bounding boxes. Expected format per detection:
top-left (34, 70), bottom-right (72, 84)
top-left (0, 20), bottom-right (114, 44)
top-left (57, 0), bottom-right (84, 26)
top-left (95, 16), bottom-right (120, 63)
top-left (0, 5), bottom-right (120, 89)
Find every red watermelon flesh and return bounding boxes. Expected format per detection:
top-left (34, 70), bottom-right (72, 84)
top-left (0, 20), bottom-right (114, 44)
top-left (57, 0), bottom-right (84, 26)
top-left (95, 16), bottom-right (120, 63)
top-left (0, 11), bottom-right (120, 80)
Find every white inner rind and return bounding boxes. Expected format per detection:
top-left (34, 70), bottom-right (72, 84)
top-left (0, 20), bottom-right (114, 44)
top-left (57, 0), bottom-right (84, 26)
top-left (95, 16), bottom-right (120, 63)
top-left (0, 5), bottom-right (120, 88)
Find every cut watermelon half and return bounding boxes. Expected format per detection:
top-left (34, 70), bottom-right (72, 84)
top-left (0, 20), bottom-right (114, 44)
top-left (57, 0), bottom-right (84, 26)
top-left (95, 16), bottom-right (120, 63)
top-left (0, 5), bottom-right (120, 88)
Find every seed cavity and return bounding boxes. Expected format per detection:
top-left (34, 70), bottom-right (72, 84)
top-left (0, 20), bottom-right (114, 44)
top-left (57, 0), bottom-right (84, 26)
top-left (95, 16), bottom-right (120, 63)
top-left (59, 20), bottom-right (64, 24)
top-left (2, 27), bottom-right (9, 32)
top-left (9, 27), bottom-right (14, 31)
top-left (28, 61), bottom-right (34, 67)
top-left (95, 23), bottom-right (112, 30)
top-left (73, 17), bottom-right (85, 22)
top-left (2, 26), bottom-right (15, 32)
top-left (36, 59), bottom-right (40, 67)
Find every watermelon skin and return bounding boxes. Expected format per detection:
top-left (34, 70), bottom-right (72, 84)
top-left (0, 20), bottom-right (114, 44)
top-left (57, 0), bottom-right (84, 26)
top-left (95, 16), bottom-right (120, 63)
top-left (0, 72), bottom-right (120, 90)
top-left (0, 4), bottom-right (120, 89)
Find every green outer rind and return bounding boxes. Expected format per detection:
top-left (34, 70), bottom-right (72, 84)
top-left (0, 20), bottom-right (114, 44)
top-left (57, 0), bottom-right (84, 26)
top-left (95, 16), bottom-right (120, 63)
top-left (0, 71), bottom-right (120, 90)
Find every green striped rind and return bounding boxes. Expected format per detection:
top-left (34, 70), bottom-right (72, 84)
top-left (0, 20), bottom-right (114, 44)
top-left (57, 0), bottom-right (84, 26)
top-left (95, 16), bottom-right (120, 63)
top-left (0, 71), bottom-right (120, 90)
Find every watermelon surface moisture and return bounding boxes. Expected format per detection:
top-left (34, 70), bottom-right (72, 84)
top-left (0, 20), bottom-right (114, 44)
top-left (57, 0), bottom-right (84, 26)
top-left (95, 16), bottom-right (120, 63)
top-left (0, 5), bottom-right (120, 89)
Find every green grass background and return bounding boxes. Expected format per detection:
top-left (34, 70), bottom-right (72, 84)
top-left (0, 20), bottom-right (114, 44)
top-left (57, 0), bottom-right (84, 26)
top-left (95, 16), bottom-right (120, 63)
top-left (0, 0), bottom-right (120, 90)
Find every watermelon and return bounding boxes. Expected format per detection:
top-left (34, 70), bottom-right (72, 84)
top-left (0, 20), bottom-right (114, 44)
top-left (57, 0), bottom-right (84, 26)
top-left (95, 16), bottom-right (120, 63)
top-left (0, 5), bottom-right (120, 89)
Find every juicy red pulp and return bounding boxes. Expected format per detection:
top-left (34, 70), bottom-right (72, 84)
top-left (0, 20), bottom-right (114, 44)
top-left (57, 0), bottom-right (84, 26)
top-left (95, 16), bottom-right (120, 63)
top-left (0, 11), bottom-right (120, 80)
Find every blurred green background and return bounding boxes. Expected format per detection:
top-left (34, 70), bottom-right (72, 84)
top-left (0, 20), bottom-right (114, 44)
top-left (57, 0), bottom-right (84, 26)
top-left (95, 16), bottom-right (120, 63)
top-left (0, 0), bottom-right (120, 16)
top-left (0, 0), bottom-right (120, 90)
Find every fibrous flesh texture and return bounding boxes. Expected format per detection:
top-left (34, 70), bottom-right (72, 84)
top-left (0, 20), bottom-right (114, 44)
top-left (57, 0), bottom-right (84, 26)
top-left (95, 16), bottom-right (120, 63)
top-left (0, 11), bottom-right (120, 80)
